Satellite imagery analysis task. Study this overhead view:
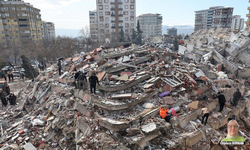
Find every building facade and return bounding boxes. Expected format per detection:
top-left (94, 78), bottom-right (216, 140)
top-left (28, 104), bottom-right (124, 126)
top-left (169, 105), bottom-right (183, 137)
top-left (195, 6), bottom-right (234, 31)
top-left (231, 15), bottom-right (244, 30)
top-left (137, 13), bottom-right (162, 38)
top-left (89, 10), bottom-right (99, 39)
top-left (246, 1), bottom-right (250, 31)
top-left (42, 21), bottom-right (55, 40)
top-left (95, 0), bottom-right (136, 41)
top-left (167, 28), bottom-right (177, 36)
top-left (0, 0), bottom-right (43, 46)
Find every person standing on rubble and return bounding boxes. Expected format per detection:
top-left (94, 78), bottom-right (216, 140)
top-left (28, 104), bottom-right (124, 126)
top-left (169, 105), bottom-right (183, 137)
top-left (201, 107), bottom-right (209, 125)
top-left (214, 92), bottom-right (226, 112)
top-left (1, 96), bottom-right (7, 107)
top-left (232, 88), bottom-right (241, 107)
top-left (89, 72), bottom-right (99, 94)
top-left (74, 71), bottom-right (81, 89)
top-left (57, 60), bottom-right (62, 75)
top-left (78, 72), bottom-right (87, 90)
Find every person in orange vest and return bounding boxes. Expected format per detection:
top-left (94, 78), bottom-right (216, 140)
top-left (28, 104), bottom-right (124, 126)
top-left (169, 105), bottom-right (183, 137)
top-left (160, 107), bottom-right (171, 122)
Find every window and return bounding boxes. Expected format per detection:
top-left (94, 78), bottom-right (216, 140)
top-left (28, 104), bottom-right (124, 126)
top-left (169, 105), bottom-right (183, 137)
top-left (131, 0), bottom-right (134, 2)
top-left (105, 5), bottom-right (109, 9)
top-left (119, 11), bottom-right (123, 14)
top-left (105, 11), bottom-right (109, 15)
top-left (105, 17), bottom-right (109, 21)
top-left (111, 17), bottom-right (115, 20)
top-left (118, 5), bottom-right (122, 9)
top-left (12, 7), bottom-right (15, 10)
top-left (124, 11), bottom-right (128, 15)
top-left (131, 11), bottom-right (134, 15)
top-left (125, 23), bottom-right (129, 27)
top-left (100, 24), bottom-right (104, 27)
top-left (130, 17), bottom-right (134, 21)
top-left (119, 23), bottom-right (123, 26)
top-left (130, 5), bottom-right (134, 9)
top-left (110, 0), bottom-right (115, 2)
top-left (104, 0), bottom-right (108, 2)
top-left (99, 12), bottom-right (103, 15)
top-left (118, 0), bottom-right (122, 2)
top-left (5, 13), bottom-right (9, 16)
top-left (125, 0), bottom-right (129, 2)
top-left (99, 0), bottom-right (102, 2)
top-left (125, 5), bottom-right (128, 9)
top-left (4, 7), bottom-right (8, 11)
top-left (119, 17), bottom-right (123, 20)
top-left (125, 29), bottom-right (128, 32)
top-left (111, 11), bottom-right (115, 15)
top-left (100, 17), bottom-right (104, 21)
top-left (125, 17), bottom-right (128, 21)
top-left (105, 24), bottom-right (109, 28)
top-left (99, 5), bottom-right (103, 10)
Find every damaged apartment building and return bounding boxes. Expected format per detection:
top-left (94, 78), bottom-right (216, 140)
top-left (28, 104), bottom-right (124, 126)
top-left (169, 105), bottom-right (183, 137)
top-left (1, 28), bottom-right (250, 150)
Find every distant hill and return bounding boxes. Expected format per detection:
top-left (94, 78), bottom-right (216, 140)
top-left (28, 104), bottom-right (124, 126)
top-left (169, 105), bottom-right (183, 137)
top-left (55, 25), bottom-right (194, 38)
top-left (55, 28), bottom-right (80, 37)
top-left (162, 25), bottom-right (194, 35)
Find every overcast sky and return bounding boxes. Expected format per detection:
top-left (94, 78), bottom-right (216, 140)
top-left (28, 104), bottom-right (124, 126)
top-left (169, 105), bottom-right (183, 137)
top-left (24, 0), bottom-right (249, 30)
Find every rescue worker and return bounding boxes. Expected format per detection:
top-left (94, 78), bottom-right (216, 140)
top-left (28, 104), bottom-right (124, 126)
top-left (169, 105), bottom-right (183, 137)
top-left (74, 71), bottom-right (81, 89)
top-left (201, 107), bottom-right (209, 125)
top-left (160, 107), bottom-right (171, 122)
top-left (214, 92), bottom-right (226, 112)
top-left (11, 70), bottom-right (14, 81)
top-left (78, 72), bottom-right (87, 90)
top-left (232, 88), bottom-right (241, 107)
top-left (89, 72), bottom-right (99, 94)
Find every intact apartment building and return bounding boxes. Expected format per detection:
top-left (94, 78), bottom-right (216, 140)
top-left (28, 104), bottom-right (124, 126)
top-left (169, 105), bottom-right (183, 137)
top-left (42, 21), bottom-right (55, 40)
top-left (167, 28), bottom-right (177, 36)
top-left (231, 15), bottom-right (244, 30)
top-left (89, 10), bottom-right (98, 39)
top-left (195, 6), bottom-right (234, 31)
top-left (93, 0), bottom-right (136, 41)
top-left (0, 0), bottom-right (43, 46)
top-left (137, 13), bottom-right (162, 38)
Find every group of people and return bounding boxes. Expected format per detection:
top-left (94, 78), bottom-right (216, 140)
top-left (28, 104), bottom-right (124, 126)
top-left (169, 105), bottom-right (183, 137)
top-left (200, 89), bottom-right (243, 126)
top-left (0, 71), bottom-right (14, 82)
top-left (74, 71), bottom-right (99, 94)
top-left (1, 93), bottom-right (16, 107)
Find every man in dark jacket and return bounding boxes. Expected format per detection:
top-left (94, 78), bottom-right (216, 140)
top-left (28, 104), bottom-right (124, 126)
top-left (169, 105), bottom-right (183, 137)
top-left (1, 96), bottom-right (7, 107)
top-left (214, 92), bottom-right (226, 112)
top-left (233, 88), bottom-right (241, 107)
top-left (89, 72), bottom-right (99, 94)
top-left (74, 71), bottom-right (81, 89)
top-left (58, 60), bottom-right (62, 75)
top-left (78, 72), bottom-right (87, 90)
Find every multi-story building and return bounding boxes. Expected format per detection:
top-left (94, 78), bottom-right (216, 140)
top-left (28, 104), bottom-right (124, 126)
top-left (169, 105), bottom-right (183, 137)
top-left (167, 28), bottom-right (177, 36)
top-left (137, 13), bottom-right (162, 38)
top-left (0, 0), bottom-right (43, 46)
top-left (195, 6), bottom-right (234, 30)
top-left (246, 1), bottom-right (250, 31)
top-left (89, 10), bottom-right (99, 39)
top-left (95, 0), bottom-right (136, 41)
top-left (231, 15), bottom-right (244, 30)
top-left (42, 21), bottom-right (55, 40)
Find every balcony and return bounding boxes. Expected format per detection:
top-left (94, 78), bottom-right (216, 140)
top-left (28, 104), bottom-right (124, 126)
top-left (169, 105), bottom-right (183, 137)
top-left (111, 26), bottom-right (116, 29)
top-left (111, 7), bottom-right (115, 10)
top-left (119, 26), bottom-right (123, 28)
top-left (118, 8), bottom-right (123, 10)
top-left (118, 14), bottom-right (123, 16)
top-left (110, 2), bottom-right (115, 4)
top-left (111, 20), bottom-right (115, 23)
top-left (111, 14), bottom-right (115, 16)
top-left (119, 20), bottom-right (123, 23)
top-left (118, 2), bottom-right (123, 4)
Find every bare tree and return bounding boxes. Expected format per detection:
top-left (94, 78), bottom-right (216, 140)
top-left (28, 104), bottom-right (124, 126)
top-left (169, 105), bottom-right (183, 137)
top-left (79, 25), bottom-right (92, 52)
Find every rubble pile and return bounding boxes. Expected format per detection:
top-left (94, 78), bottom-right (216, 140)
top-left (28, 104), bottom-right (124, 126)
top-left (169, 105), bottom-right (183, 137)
top-left (1, 28), bottom-right (250, 150)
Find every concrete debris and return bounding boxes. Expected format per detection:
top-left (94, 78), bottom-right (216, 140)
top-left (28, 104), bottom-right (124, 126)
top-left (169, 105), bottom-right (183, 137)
top-left (1, 30), bottom-right (250, 149)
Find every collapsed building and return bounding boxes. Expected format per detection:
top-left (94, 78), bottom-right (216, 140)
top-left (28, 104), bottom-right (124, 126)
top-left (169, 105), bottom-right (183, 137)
top-left (1, 28), bottom-right (250, 150)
